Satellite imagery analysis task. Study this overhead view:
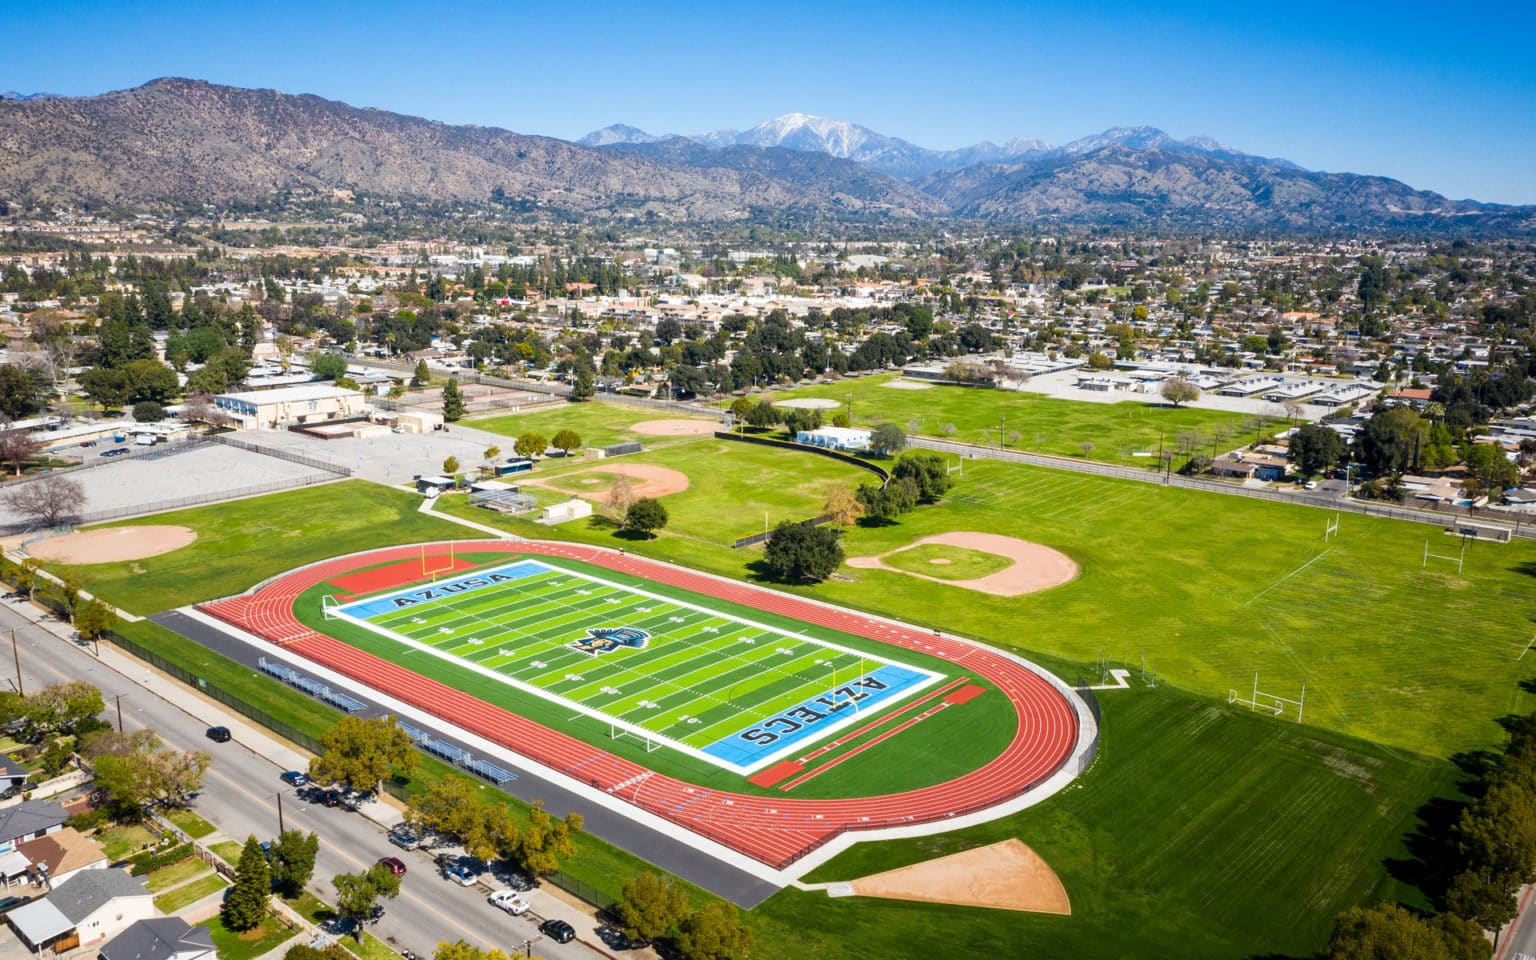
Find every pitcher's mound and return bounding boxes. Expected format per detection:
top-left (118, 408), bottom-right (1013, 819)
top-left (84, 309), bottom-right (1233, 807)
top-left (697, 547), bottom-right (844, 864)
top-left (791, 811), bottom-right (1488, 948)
top-left (850, 839), bottom-right (1069, 914)
top-left (29, 525), bottom-right (197, 564)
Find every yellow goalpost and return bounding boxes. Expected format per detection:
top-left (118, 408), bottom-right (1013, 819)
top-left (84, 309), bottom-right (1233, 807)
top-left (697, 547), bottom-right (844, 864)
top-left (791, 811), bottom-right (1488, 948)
top-left (421, 541), bottom-right (457, 580)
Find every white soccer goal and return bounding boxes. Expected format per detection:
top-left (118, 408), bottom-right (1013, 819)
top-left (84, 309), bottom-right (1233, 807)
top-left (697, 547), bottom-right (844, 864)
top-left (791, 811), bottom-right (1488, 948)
top-left (321, 595), bottom-right (343, 620)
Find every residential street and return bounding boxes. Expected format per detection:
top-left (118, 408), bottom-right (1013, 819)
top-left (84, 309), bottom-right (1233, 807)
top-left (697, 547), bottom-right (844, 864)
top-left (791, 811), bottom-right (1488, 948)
top-left (0, 595), bottom-right (636, 960)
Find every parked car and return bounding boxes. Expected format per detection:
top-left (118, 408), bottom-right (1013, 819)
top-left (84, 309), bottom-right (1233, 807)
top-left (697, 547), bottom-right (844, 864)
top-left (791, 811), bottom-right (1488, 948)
top-left (540, 919), bottom-right (576, 944)
top-left (320, 789), bottom-right (342, 808)
top-left (205, 726), bottom-right (231, 743)
top-left (101, 447), bottom-right (130, 458)
top-left (442, 864), bottom-right (477, 887)
top-left (487, 890), bottom-right (530, 915)
top-left (377, 856), bottom-right (407, 876)
top-left (388, 826), bottom-right (422, 850)
top-left (280, 770), bottom-right (309, 787)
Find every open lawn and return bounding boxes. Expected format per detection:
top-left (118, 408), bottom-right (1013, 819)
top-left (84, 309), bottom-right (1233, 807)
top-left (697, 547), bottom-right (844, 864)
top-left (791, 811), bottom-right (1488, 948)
top-left (210, 841), bottom-right (243, 866)
top-left (153, 873), bottom-right (228, 913)
top-left (62, 480), bottom-right (465, 614)
top-left (167, 807), bottom-right (217, 839)
top-left (759, 688), bottom-right (1452, 960)
top-left (145, 858), bottom-right (212, 892)
top-left (470, 401), bottom-right (716, 450)
top-left (99, 823), bottom-right (157, 860)
top-left (287, 893), bottom-right (401, 960)
top-left (199, 914), bottom-right (297, 960)
top-left (514, 437), bottom-right (872, 546)
top-left (758, 373), bottom-right (1268, 465)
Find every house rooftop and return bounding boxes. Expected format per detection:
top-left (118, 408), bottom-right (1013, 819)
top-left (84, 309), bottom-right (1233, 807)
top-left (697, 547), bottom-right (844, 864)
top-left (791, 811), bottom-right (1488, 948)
top-left (100, 917), bottom-right (215, 960)
top-left (0, 799), bottom-right (66, 843)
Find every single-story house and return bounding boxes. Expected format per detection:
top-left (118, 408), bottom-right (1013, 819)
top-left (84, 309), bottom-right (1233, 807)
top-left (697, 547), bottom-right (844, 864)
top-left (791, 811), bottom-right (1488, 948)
top-left (0, 800), bottom-right (66, 854)
top-left (17, 827), bottom-right (108, 888)
top-left (795, 426), bottom-right (871, 452)
top-left (100, 917), bottom-right (216, 960)
top-left (0, 755), bottom-right (27, 792)
top-left (7, 867), bottom-right (152, 952)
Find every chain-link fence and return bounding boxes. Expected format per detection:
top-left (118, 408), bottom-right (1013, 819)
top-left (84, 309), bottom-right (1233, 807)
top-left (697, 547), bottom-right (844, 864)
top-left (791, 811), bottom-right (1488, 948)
top-left (207, 433), bottom-right (353, 477)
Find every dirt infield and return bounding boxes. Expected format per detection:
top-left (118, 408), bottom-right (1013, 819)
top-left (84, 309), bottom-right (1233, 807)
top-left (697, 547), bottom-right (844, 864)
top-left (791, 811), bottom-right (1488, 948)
top-left (850, 839), bottom-right (1070, 914)
top-left (28, 525), bottom-right (197, 564)
top-left (847, 531), bottom-right (1078, 596)
top-left (631, 419), bottom-right (719, 436)
top-left (548, 464), bottom-right (691, 504)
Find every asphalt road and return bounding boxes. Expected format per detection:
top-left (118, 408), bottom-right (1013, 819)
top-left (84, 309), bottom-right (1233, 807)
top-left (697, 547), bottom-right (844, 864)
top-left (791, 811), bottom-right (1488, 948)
top-left (0, 596), bottom-right (622, 960)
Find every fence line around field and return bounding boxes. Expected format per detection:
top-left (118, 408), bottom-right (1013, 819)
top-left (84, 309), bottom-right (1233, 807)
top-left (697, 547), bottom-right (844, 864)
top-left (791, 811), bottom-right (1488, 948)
top-left (206, 433), bottom-right (354, 477)
top-left (910, 436), bottom-right (1536, 539)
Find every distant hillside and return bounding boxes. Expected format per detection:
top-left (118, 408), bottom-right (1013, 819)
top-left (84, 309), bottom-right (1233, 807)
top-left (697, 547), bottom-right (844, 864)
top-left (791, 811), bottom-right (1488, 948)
top-left (0, 79), bottom-right (935, 220)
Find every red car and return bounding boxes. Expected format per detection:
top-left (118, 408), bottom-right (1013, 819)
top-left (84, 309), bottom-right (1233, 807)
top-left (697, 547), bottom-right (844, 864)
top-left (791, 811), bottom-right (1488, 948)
top-left (377, 856), bottom-right (407, 876)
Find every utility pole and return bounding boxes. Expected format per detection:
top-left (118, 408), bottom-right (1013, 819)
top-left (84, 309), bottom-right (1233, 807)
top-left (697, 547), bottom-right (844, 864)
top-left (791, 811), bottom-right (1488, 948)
top-left (109, 693), bottom-right (127, 733)
top-left (10, 630), bottom-right (21, 697)
top-left (999, 413), bottom-right (1006, 450)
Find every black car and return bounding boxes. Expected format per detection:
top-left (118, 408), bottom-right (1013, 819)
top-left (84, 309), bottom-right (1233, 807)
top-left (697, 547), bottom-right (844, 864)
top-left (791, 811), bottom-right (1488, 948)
top-left (205, 726), bottom-right (231, 743)
top-left (540, 919), bottom-right (576, 944)
top-left (320, 789), bottom-right (342, 807)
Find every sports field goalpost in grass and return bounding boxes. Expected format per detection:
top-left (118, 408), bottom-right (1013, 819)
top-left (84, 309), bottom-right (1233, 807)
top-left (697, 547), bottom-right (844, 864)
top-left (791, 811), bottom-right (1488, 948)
top-left (1229, 673), bottom-right (1305, 722)
top-left (321, 595), bottom-right (342, 620)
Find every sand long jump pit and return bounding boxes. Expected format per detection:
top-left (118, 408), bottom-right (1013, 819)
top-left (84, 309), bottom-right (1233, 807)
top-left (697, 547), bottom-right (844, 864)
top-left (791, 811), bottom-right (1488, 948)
top-left (28, 525), bottom-right (197, 564)
top-left (847, 531), bottom-right (1077, 596)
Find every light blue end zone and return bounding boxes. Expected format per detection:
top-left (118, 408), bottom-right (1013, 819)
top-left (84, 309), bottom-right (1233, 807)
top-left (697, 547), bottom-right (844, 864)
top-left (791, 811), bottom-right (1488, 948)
top-left (702, 663), bottom-right (936, 770)
top-left (337, 559), bottom-right (549, 620)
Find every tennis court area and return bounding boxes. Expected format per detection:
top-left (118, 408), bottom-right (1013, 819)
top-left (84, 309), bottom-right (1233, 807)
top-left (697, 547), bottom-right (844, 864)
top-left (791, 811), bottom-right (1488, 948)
top-left (326, 557), bottom-right (943, 774)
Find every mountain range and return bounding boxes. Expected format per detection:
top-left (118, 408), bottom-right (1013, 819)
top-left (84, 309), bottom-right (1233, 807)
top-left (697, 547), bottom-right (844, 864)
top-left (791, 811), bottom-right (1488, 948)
top-left (1, 79), bottom-right (1530, 235)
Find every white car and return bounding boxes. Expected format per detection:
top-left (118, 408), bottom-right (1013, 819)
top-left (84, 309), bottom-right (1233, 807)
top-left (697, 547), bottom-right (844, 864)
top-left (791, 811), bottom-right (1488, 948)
top-left (488, 890), bottom-right (531, 915)
top-left (443, 864), bottom-right (478, 887)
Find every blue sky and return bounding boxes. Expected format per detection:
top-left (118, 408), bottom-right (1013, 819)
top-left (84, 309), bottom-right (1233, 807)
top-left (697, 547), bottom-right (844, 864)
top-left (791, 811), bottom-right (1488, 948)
top-left (5, 0), bottom-right (1534, 203)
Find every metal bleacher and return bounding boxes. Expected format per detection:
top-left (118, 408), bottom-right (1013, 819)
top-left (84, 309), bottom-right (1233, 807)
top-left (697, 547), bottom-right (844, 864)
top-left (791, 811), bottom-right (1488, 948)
top-left (462, 758), bottom-right (518, 785)
top-left (258, 657), bottom-right (366, 713)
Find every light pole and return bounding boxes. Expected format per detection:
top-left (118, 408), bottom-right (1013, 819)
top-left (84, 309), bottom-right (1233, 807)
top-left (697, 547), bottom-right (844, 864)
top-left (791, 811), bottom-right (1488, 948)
top-left (267, 791), bottom-right (286, 834)
top-left (108, 694), bottom-right (127, 733)
top-left (9, 630), bottom-right (21, 696)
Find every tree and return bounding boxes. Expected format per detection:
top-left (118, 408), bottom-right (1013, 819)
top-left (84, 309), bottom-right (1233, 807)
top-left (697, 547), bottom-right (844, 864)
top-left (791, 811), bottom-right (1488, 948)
top-left (570, 368), bottom-right (596, 401)
top-left (623, 498), bottom-right (668, 538)
top-left (615, 871), bottom-right (689, 944)
top-left (783, 408), bottom-right (822, 435)
top-left (86, 730), bottom-right (210, 815)
top-left (508, 801), bottom-right (582, 876)
top-left (822, 484), bottom-right (864, 528)
top-left (1290, 423), bottom-right (1345, 476)
top-left (727, 397), bottom-right (753, 429)
top-left (1325, 903), bottom-right (1490, 960)
top-left (0, 419), bottom-right (42, 476)
top-left (332, 864), bottom-right (400, 939)
top-left (405, 776), bottom-right (517, 863)
top-left (132, 400), bottom-right (165, 423)
top-left (551, 429), bottom-right (582, 455)
top-left (1357, 407), bottom-right (1426, 477)
top-left (1463, 443), bottom-right (1520, 496)
top-left (433, 944), bottom-right (514, 960)
top-left (1162, 377), bottom-right (1201, 407)
top-left (891, 453), bottom-right (953, 503)
top-left (78, 367), bottom-right (130, 412)
top-left (269, 829), bottom-right (320, 898)
top-left (224, 835), bottom-right (271, 932)
top-left (1077, 441), bottom-right (1096, 458)
top-left (308, 715), bottom-right (418, 795)
top-left (311, 354), bottom-right (348, 381)
top-left (2, 474), bottom-right (85, 526)
top-left (675, 901), bottom-right (754, 960)
top-left (411, 360), bottom-right (430, 386)
top-left (513, 432), bottom-right (548, 460)
top-left (22, 681), bottom-right (104, 739)
top-left (607, 473), bottom-right (637, 522)
top-left (481, 446), bottom-right (501, 473)
top-left (73, 599), bottom-right (116, 641)
top-left (857, 477), bottom-right (918, 521)
top-left (763, 521), bottom-right (843, 583)
top-left (441, 456), bottom-right (459, 477)
top-left (869, 422), bottom-right (906, 457)
top-left (0, 364), bottom-right (41, 420)
top-left (744, 399), bottom-right (780, 430)
top-left (442, 378), bottom-right (467, 422)
top-left (121, 359), bottom-right (179, 404)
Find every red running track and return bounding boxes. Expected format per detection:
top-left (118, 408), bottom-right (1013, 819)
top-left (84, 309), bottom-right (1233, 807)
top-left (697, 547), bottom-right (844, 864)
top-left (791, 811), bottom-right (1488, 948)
top-left (200, 541), bottom-right (1080, 869)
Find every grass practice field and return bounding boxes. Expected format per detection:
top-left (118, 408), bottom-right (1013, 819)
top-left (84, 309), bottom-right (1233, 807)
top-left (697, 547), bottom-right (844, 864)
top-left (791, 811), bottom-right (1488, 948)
top-left (757, 372), bottom-right (1266, 465)
top-left (325, 555), bottom-right (943, 775)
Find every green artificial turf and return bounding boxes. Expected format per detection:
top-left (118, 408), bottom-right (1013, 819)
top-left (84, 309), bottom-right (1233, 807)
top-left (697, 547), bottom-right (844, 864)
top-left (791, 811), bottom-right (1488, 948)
top-left (756, 372), bottom-right (1271, 465)
top-left (60, 480), bottom-right (466, 614)
top-left (301, 552), bottom-right (1014, 798)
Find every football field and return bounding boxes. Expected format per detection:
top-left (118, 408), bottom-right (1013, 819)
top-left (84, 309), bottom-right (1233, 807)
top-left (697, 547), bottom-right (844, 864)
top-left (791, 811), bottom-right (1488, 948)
top-left (328, 558), bottom-right (943, 774)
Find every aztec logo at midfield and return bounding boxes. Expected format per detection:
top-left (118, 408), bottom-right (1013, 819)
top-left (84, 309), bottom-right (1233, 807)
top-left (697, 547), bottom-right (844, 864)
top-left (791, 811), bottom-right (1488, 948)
top-left (568, 627), bottom-right (650, 656)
